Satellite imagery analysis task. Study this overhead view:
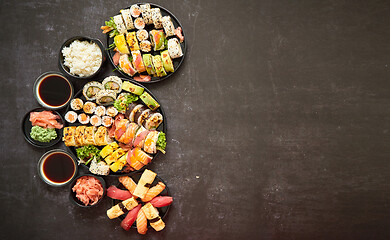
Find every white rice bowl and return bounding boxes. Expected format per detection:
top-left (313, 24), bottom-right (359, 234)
top-left (62, 40), bottom-right (102, 77)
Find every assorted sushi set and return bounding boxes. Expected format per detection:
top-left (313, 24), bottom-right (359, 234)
top-left (101, 3), bottom-right (186, 82)
top-left (22, 2), bottom-right (185, 236)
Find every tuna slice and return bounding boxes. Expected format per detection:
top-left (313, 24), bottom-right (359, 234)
top-left (150, 196), bottom-right (173, 208)
top-left (121, 204), bottom-right (141, 231)
top-left (107, 185), bottom-right (132, 200)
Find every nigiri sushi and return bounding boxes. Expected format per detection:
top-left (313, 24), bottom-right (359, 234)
top-left (136, 209), bottom-right (148, 234)
top-left (142, 182), bottom-right (165, 202)
top-left (121, 204), bottom-right (141, 231)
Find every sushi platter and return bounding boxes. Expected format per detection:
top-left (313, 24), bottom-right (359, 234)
top-left (23, 2), bottom-right (183, 236)
top-left (102, 3), bottom-right (186, 83)
top-left (62, 76), bottom-right (166, 175)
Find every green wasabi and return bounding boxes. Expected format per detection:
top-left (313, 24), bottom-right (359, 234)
top-left (30, 126), bottom-right (57, 142)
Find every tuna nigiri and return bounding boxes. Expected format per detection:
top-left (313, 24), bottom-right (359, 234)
top-left (121, 204), bottom-right (141, 231)
top-left (142, 182), bottom-right (165, 202)
top-left (136, 209), bottom-right (148, 235)
top-left (150, 196), bottom-right (173, 208)
top-left (107, 185), bottom-right (132, 200)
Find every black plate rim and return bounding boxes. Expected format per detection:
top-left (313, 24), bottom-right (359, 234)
top-left (105, 2), bottom-right (187, 84)
top-left (21, 107), bottom-right (64, 148)
top-left (110, 171), bottom-right (172, 228)
top-left (64, 78), bottom-right (167, 175)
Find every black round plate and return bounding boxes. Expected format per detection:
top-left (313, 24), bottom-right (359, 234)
top-left (69, 174), bottom-right (107, 207)
top-left (106, 3), bottom-right (186, 83)
top-left (64, 78), bottom-right (167, 175)
top-left (111, 172), bottom-right (171, 228)
top-left (22, 108), bottom-right (64, 148)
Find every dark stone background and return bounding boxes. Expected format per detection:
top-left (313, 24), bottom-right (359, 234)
top-left (0, 0), bottom-right (389, 239)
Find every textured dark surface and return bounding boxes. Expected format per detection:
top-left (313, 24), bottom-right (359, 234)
top-left (1, 0), bottom-right (389, 239)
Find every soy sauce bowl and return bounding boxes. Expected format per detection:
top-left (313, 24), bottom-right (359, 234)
top-left (69, 174), bottom-right (106, 208)
top-left (59, 36), bottom-right (106, 80)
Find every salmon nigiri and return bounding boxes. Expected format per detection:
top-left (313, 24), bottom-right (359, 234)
top-left (118, 176), bottom-right (137, 194)
top-left (127, 148), bottom-right (145, 170)
top-left (142, 182), bottom-right (165, 202)
top-left (119, 54), bottom-right (137, 76)
top-left (136, 209), bottom-right (148, 234)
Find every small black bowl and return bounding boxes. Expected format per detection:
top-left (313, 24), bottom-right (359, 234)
top-left (59, 36), bottom-right (106, 80)
top-left (69, 174), bottom-right (106, 207)
top-left (22, 107), bottom-right (64, 148)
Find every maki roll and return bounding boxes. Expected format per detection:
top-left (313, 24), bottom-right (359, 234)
top-left (140, 91), bottom-right (160, 111)
top-left (131, 50), bottom-right (146, 73)
top-left (63, 126), bottom-right (76, 147)
top-left (162, 16), bottom-right (175, 37)
top-left (102, 76), bottom-right (122, 93)
top-left (114, 92), bottom-right (138, 114)
top-left (134, 17), bottom-right (145, 30)
top-left (83, 126), bottom-right (96, 145)
top-left (144, 112), bottom-right (163, 130)
top-left (114, 34), bottom-right (130, 54)
top-left (161, 50), bottom-right (174, 73)
top-left (134, 106), bottom-right (151, 126)
top-left (130, 4), bottom-right (141, 18)
top-left (102, 116), bottom-right (113, 127)
top-left (96, 90), bottom-right (117, 105)
top-left (70, 98), bottom-right (83, 111)
top-left (113, 15), bottom-right (127, 34)
top-left (127, 103), bottom-right (144, 122)
top-left (122, 81), bottom-right (144, 95)
top-left (168, 38), bottom-right (183, 59)
top-left (94, 105), bottom-right (106, 117)
top-left (142, 54), bottom-right (156, 75)
top-left (90, 115), bottom-right (102, 127)
top-left (119, 54), bottom-right (137, 76)
top-left (132, 126), bottom-right (150, 148)
top-left (140, 4), bottom-right (153, 25)
top-left (149, 30), bottom-right (166, 51)
top-left (78, 113), bottom-right (90, 125)
top-left (144, 131), bottom-right (166, 154)
top-left (126, 32), bottom-right (140, 51)
top-left (83, 81), bottom-right (103, 101)
top-left (140, 40), bottom-right (152, 52)
top-left (136, 29), bottom-right (148, 41)
top-left (152, 55), bottom-right (167, 77)
top-left (120, 8), bottom-right (135, 30)
top-left (65, 111), bottom-right (78, 123)
top-left (106, 106), bottom-right (118, 118)
top-left (151, 8), bottom-right (163, 29)
top-left (83, 102), bottom-right (97, 114)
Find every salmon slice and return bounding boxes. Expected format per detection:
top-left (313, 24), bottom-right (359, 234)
top-left (113, 51), bottom-right (121, 66)
top-left (127, 148), bottom-right (145, 170)
top-left (118, 176), bottom-right (137, 194)
top-left (114, 119), bottom-right (128, 141)
top-left (136, 209), bottom-right (148, 235)
top-left (133, 130), bottom-right (149, 148)
top-left (142, 182), bottom-right (166, 202)
top-left (119, 54), bottom-right (137, 76)
top-left (132, 147), bottom-right (152, 165)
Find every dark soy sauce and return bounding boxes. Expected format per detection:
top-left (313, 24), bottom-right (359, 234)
top-left (42, 152), bottom-right (75, 184)
top-left (38, 75), bottom-right (71, 107)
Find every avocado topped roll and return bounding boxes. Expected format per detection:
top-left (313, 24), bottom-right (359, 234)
top-left (149, 30), bottom-right (166, 51)
top-left (143, 54), bottom-right (156, 75)
top-left (161, 50), bottom-right (174, 73)
top-left (151, 55), bottom-right (166, 77)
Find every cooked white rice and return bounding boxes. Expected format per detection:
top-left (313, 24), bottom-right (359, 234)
top-left (62, 40), bottom-right (102, 77)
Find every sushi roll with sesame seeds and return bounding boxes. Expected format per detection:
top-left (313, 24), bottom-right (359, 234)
top-left (136, 29), bottom-right (148, 41)
top-left (94, 105), bottom-right (106, 117)
top-left (151, 8), bottom-right (163, 29)
top-left (162, 16), bottom-right (175, 37)
top-left (102, 116), bottom-right (113, 127)
top-left (96, 90), bottom-right (117, 105)
top-left (83, 81), bottom-right (103, 101)
top-left (167, 38), bottom-right (183, 59)
top-left (106, 106), bottom-right (118, 118)
top-left (113, 15), bottom-right (127, 34)
top-left (140, 4), bottom-right (153, 25)
top-left (65, 111), bottom-right (78, 123)
top-left (90, 115), bottom-right (102, 127)
top-left (70, 98), bottom-right (83, 111)
top-left (120, 8), bottom-right (135, 30)
top-left (140, 40), bottom-right (152, 53)
top-left (134, 17), bottom-right (145, 30)
top-left (83, 101), bottom-right (97, 114)
top-left (130, 4), bottom-right (141, 18)
top-left (78, 113), bottom-right (90, 125)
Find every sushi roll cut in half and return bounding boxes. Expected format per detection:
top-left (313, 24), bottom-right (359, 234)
top-left (152, 55), bottom-right (166, 77)
top-left (162, 16), bottom-right (175, 37)
top-left (140, 40), bottom-right (152, 52)
top-left (70, 98), bottom-right (83, 111)
top-left (83, 81), bottom-right (104, 101)
top-left (136, 29), bottom-right (149, 41)
top-left (142, 54), bottom-right (155, 75)
top-left (103, 76), bottom-right (122, 93)
top-left (134, 17), bottom-right (145, 30)
top-left (90, 115), bottom-right (102, 127)
top-left (131, 50), bottom-right (146, 73)
top-left (96, 90), bottom-right (117, 105)
top-left (120, 8), bottom-right (135, 30)
top-left (144, 112), bottom-right (163, 130)
top-left (113, 15), bottom-right (127, 34)
top-left (168, 38), bottom-right (183, 59)
top-left (130, 4), bottom-right (141, 18)
top-left (126, 32), bottom-right (140, 51)
top-left (83, 101), bottom-right (97, 114)
top-left (94, 105), bottom-right (106, 117)
top-left (78, 113), bottom-right (90, 125)
top-left (149, 30), bottom-right (166, 51)
top-left (161, 50), bottom-right (174, 73)
top-left (119, 54), bottom-right (137, 77)
top-left (140, 4), bottom-right (153, 25)
top-left (65, 111), bottom-right (78, 123)
top-left (151, 8), bottom-right (163, 29)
